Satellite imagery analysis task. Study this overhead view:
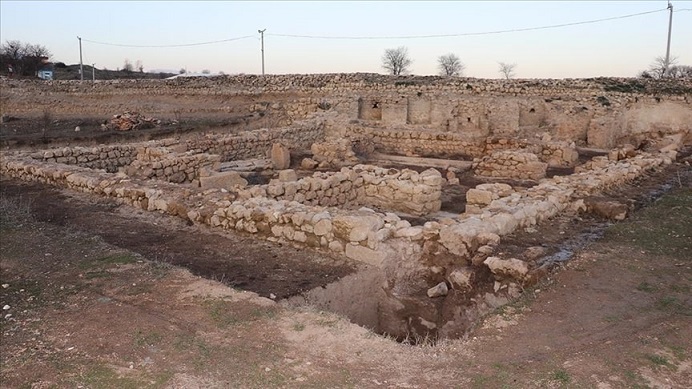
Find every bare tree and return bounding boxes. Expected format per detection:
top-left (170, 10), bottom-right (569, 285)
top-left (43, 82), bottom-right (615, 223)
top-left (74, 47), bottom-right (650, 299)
top-left (647, 55), bottom-right (679, 79)
top-left (1, 40), bottom-right (51, 77)
top-left (179, 68), bottom-right (186, 74)
top-left (668, 64), bottom-right (692, 79)
top-left (498, 62), bottom-right (517, 79)
top-left (135, 59), bottom-right (144, 73)
top-left (123, 59), bottom-right (133, 73)
top-left (438, 53), bottom-right (464, 76)
top-left (382, 46), bottom-right (412, 75)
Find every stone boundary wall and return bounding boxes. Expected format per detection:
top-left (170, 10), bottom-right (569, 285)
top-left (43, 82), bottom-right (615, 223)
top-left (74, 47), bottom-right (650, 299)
top-left (4, 74), bottom-right (690, 98)
top-left (236, 165), bottom-right (442, 216)
top-left (184, 119), bottom-right (326, 162)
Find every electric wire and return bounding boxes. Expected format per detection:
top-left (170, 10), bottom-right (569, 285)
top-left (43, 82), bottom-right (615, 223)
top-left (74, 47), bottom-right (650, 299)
top-left (268, 8), bottom-right (668, 40)
top-left (81, 35), bottom-right (254, 48)
top-left (76, 7), bottom-right (685, 48)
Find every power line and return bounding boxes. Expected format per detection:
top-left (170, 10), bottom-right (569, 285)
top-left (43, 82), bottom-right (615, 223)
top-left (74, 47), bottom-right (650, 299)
top-left (268, 8), bottom-right (668, 40)
top-left (76, 7), bottom-right (690, 48)
top-left (81, 35), bottom-right (254, 48)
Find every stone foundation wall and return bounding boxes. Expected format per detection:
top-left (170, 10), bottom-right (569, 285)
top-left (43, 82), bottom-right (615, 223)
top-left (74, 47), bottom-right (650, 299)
top-left (472, 151), bottom-right (548, 180)
top-left (310, 138), bottom-right (361, 168)
top-left (124, 147), bottom-right (221, 184)
top-left (1, 146), bottom-right (674, 338)
top-left (184, 119), bottom-right (326, 162)
top-left (31, 144), bottom-right (139, 173)
top-left (236, 165), bottom-right (442, 216)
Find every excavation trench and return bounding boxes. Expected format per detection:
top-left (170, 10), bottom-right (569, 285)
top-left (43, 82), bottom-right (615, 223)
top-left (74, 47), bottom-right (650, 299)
top-left (1, 157), bottom-right (688, 342)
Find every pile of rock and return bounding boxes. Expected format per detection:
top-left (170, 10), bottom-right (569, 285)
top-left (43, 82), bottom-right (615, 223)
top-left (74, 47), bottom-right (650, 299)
top-left (472, 151), bottom-right (547, 180)
top-left (103, 111), bottom-right (161, 131)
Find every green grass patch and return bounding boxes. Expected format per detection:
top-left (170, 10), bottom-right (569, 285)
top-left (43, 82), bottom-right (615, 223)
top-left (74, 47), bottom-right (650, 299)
top-left (79, 253), bottom-right (138, 270)
top-left (84, 270), bottom-right (112, 279)
top-left (551, 369), bottom-right (571, 384)
top-left (645, 354), bottom-right (671, 367)
top-left (622, 370), bottom-right (650, 389)
top-left (655, 296), bottom-right (691, 315)
top-left (605, 189), bottom-right (691, 257)
top-left (81, 364), bottom-right (171, 389)
top-left (134, 330), bottom-right (163, 347)
top-left (636, 282), bottom-right (657, 293)
top-left (203, 299), bottom-right (278, 329)
top-left (0, 195), bottom-right (34, 230)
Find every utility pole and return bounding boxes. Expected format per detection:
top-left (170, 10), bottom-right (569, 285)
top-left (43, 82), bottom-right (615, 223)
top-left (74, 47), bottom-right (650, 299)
top-left (92, 64), bottom-right (96, 83)
top-left (664, 1), bottom-right (674, 76)
top-left (258, 29), bottom-right (266, 75)
top-left (78, 36), bottom-right (84, 82)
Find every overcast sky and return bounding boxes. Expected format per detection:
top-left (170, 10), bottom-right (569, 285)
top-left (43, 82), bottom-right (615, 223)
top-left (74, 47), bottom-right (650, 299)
top-left (1, 1), bottom-right (691, 78)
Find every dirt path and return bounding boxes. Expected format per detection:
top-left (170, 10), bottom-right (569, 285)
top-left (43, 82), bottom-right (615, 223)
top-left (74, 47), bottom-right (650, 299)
top-left (1, 168), bottom-right (690, 388)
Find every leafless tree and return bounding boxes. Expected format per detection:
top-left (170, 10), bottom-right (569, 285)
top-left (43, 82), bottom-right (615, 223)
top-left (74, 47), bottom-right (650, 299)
top-left (135, 59), bottom-right (144, 73)
top-left (1, 40), bottom-right (51, 77)
top-left (668, 64), bottom-right (692, 79)
top-left (382, 46), bottom-right (412, 75)
top-left (438, 53), bottom-right (464, 76)
top-left (498, 62), bottom-right (517, 79)
top-left (123, 59), bottom-right (134, 73)
top-left (646, 55), bottom-right (679, 79)
top-left (179, 68), bottom-right (186, 74)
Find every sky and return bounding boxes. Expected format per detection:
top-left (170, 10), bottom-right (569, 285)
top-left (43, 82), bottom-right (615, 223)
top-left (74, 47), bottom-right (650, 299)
top-left (1, 1), bottom-right (691, 79)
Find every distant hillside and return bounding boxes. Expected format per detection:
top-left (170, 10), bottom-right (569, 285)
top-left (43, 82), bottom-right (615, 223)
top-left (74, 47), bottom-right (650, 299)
top-left (52, 64), bottom-right (176, 81)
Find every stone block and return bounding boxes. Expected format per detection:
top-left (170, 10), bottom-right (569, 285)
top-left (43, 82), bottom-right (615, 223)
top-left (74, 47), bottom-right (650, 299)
top-left (483, 257), bottom-right (529, 280)
top-left (466, 188), bottom-right (493, 206)
top-left (270, 143), bottom-right (291, 170)
top-left (278, 169), bottom-right (298, 182)
top-left (345, 243), bottom-right (386, 266)
top-left (199, 171), bottom-right (248, 190)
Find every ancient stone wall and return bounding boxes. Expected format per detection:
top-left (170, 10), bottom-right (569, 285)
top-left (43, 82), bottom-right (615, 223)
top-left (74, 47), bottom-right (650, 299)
top-left (472, 151), bottom-right (548, 180)
top-left (235, 165), bottom-right (442, 216)
top-left (31, 144), bottom-right (139, 173)
top-left (183, 119), bottom-right (325, 162)
top-left (3, 75), bottom-right (689, 151)
top-left (124, 147), bottom-right (221, 184)
top-left (0, 145), bottom-right (674, 337)
top-left (309, 138), bottom-right (361, 168)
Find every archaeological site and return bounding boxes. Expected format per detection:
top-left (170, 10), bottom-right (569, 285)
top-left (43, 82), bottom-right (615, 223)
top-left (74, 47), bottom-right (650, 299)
top-left (1, 73), bottom-right (691, 342)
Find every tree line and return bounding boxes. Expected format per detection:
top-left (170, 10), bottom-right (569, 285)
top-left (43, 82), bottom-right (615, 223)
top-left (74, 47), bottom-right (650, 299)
top-left (2, 40), bottom-right (690, 80)
top-left (382, 46), bottom-right (518, 79)
top-left (381, 46), bottom-right (690, 80)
